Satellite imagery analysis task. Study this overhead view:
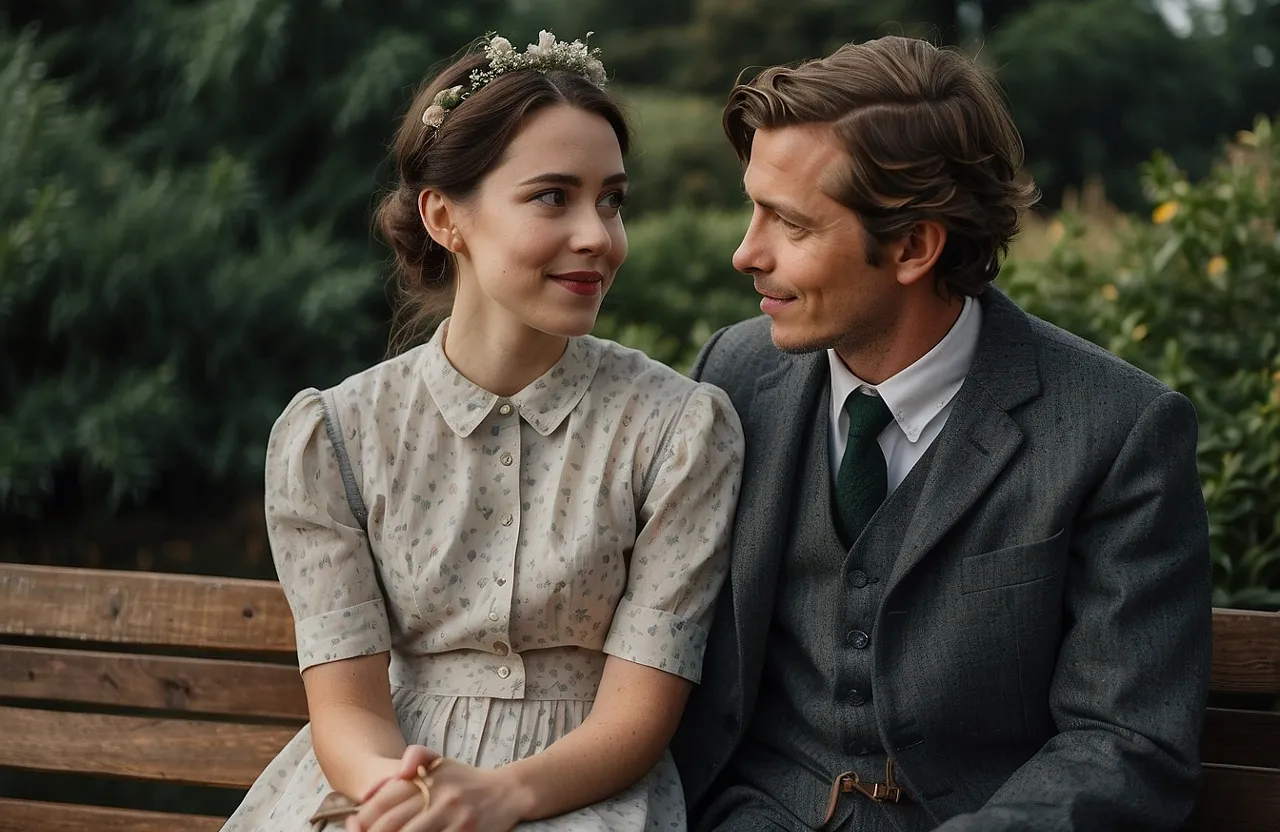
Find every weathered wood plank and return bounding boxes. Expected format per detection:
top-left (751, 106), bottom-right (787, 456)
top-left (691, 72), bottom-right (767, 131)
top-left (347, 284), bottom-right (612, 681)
top-left (1187, 763), bottom-right (1280, 832)
top-left (0, 563), bottom-right (295, 652)
top-left (1202, 707), bottom-right (1280, 769)
top-left (1211, 607), bottom-right (1280, 694)
top-left (0, 798), bottom-right (225, 832)
top-left (0, 705), bottom-right (295, 788)
top-left (0, 644), bottom-right (308, 720)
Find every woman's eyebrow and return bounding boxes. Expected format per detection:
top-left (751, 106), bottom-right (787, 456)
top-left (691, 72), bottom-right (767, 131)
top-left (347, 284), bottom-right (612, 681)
top-left (518, 172), bottom-right (629, 187)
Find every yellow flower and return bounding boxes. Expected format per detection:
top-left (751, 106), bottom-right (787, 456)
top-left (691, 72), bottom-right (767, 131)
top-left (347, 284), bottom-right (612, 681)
top-left (1048, 220), bottom-right (1066, 244)
top-left (1131, 323), bottom-right (1149, 342)
top-left (1101, 284), bottom-right (1119, 301)
top-left (1207, 255), bottom-right (1228, 277)
top-left (1152, 201), bottom-right (1179, 224)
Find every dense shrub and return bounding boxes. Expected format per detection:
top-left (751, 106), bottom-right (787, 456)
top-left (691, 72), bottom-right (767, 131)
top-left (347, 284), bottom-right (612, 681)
top-left (1004, 116), bottom-right (1280, 609)
top-left (596, 207), bottom-right (755, 369)
top-left (0, 32), bottom-right (383, 516)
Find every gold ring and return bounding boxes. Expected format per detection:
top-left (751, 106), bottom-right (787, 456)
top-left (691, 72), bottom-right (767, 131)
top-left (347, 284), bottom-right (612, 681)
top-left (413, 759), bottom-right (445, 812)
top-left (413, 765), bottom-right (432, 811)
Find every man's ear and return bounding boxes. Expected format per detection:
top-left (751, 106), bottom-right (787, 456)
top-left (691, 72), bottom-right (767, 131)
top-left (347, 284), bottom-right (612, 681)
top-left (891, 220), bottom-right (947, 287)
top-left (418, 189), bottom-right (464, 253)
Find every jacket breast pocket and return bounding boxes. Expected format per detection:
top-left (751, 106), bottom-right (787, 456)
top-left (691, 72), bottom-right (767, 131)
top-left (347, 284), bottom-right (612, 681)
top-left (961, 528), bottom-right (1067, 595)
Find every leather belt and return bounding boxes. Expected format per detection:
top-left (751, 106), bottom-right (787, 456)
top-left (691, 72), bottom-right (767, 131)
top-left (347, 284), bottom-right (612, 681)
top-left (822, 759), bottom-right (913, 827)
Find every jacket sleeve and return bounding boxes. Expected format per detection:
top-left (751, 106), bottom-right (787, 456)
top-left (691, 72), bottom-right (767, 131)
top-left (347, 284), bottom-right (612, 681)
top-left (936, 391), bottom-right (1212, 831)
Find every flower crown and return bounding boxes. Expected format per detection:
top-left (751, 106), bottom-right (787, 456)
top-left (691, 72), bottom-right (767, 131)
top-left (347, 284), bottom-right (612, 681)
top-left (422, 31), bottom-right (607, 130)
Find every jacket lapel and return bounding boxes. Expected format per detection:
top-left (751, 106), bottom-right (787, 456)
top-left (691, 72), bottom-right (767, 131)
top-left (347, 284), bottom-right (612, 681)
top-left (887, 290), bottom-right (1042, 589)
top-left (731, 350), bottom-right (827, 690)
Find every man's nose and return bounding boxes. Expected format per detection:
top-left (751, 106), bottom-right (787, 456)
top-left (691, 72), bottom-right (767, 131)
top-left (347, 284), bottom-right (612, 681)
top-left (733, 219), bottom-right (765, 274)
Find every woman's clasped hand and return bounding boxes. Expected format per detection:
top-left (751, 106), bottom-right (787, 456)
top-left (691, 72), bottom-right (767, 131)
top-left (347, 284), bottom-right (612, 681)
top-left (346, 745), bottom-right (533, 832)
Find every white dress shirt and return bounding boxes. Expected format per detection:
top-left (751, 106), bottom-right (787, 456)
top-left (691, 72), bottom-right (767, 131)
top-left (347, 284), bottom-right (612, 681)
top-left (828, 295), bottom-right (983, 494)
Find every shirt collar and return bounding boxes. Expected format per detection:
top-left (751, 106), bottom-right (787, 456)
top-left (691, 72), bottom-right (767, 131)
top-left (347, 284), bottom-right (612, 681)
top-left (827, 294), bottom-right (983, 443)
top-left (421, 321), bottom-right (602, 438)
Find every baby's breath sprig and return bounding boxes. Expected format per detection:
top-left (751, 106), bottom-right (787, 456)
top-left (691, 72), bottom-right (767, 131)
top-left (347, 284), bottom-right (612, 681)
top-left (422, 31), bottom-right (607, 130)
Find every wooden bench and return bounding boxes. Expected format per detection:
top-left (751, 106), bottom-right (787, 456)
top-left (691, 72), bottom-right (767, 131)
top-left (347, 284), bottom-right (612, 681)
top-left (0, 562), bottom-right (1277, 829)
top-left (0, 563), bottom-right (307, 830)
top-left (1186, 606), bottom-right (1280, 832)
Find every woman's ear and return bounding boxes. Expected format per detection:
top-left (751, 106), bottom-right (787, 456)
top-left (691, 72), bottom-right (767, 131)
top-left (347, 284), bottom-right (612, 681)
top-left (418, 189), bottom-right (463, 253)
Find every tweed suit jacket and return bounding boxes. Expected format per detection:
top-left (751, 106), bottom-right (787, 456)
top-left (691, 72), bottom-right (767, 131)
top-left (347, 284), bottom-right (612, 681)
top-left (671, 289), bottom-right (1213, 831)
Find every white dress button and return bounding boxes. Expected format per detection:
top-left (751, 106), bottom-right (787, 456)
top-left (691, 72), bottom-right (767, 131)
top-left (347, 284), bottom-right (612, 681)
top-left (500, 452), bottom-right (513, 466)
top-left (498, 403), bottom-right (513, 415)
top-left (497, 666), bottom-right (511, 679)
top-left (488, 612), bottom-right (499, 621)
top-left (501, 514), bottom-right (513, 526)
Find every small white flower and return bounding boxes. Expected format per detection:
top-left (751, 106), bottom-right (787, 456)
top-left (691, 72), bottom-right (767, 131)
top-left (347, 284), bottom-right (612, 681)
top-left (537, 30), bottom-right (556, 51)
top-left (488, 36), bottom-right (514, 58)
top-left (422, 104), bottom-right (445, 128)
top-left (436, 85), bottom-right (464, 106)
top-left (586, 58), bottom-right (606, 87)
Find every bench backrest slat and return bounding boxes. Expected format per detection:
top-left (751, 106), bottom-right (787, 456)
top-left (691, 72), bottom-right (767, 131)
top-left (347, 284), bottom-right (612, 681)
top-left (0, 563), bottom-right (295, 653)
top-left (1201, 707), bottom-right (1280, 770)
top-left (1210, 608), bottom-right (1280, 694)
top-left (0, 797), bottom-right (224, 832)
top-left (0, 705), bottom-right (297, 789)
top-left (1187, 764), bottom-right (1280, 832)
top-left (0, 643), bottom-right (308, 720)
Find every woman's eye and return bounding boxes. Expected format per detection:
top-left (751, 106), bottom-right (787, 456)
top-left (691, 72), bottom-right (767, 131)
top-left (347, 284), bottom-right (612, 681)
top-left (598, 190), bottom-right (628, 212)
top-left (533, 190), bottom-right (567, 207)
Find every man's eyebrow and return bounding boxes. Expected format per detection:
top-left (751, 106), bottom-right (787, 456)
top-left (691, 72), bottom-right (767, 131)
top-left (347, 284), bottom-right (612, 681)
top-left (749, 192), bottom-right (817, 225)
top-left (518, 172), bottom-right (630, 188)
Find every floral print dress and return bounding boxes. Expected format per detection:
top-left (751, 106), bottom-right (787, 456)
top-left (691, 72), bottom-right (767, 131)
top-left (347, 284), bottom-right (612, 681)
top-left (222, 323), bottom-right (744, 831)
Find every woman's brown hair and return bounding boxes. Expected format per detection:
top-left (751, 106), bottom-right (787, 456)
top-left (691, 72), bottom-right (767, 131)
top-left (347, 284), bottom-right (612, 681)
top-left (376, 50), bottom-right (631, 353)
top-left (723, 36), bottom-right (1038, 296)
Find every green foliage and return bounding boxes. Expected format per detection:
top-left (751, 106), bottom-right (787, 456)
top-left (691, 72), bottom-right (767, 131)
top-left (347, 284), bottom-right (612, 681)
top-left (616, 89), bottom-right (745, 217)
top-left (989, 0), bottom-right (1280, 210)
top-left (1003, 116), bottom-right (1280, 609)
top-left (597, 207), bottom-right (756, 370)
top-left (0, 28), bottom-right (383, 514)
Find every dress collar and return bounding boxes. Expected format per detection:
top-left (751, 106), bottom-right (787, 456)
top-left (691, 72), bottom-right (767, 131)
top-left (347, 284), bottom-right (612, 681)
top-left (421, 321), bottom-right (602, 438)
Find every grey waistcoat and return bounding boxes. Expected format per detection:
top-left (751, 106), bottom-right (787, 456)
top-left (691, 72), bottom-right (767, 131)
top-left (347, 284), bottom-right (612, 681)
top-left (732, 385), bottom-right (937, 831)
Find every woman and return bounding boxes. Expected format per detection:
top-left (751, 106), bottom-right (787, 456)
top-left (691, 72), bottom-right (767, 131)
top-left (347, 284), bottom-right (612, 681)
top-left (222, 31), bottom-right (744, 832)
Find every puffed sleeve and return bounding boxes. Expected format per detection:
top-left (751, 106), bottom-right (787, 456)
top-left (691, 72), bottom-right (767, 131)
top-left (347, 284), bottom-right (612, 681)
top-left (603, 383), bottom-right (744, 682)
top-left (266, 389), bottom-right (392, 672)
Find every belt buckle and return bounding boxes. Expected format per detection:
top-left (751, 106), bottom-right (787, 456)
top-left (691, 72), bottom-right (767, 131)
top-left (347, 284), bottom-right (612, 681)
top-left (821, 760), bottom-right (906, 827)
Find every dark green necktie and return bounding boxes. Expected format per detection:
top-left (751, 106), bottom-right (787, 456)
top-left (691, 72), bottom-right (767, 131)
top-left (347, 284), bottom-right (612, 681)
top-left (835, 391), bottom-right (894, 546)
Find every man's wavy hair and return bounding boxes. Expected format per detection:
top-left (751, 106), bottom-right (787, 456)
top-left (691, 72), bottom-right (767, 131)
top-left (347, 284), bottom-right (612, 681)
top-left (723, 36), bottom-right (1039, 297)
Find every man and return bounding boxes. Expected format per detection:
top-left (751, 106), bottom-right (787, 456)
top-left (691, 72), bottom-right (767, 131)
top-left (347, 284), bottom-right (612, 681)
top-left (672, 36), bottom-right (1212, 831)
